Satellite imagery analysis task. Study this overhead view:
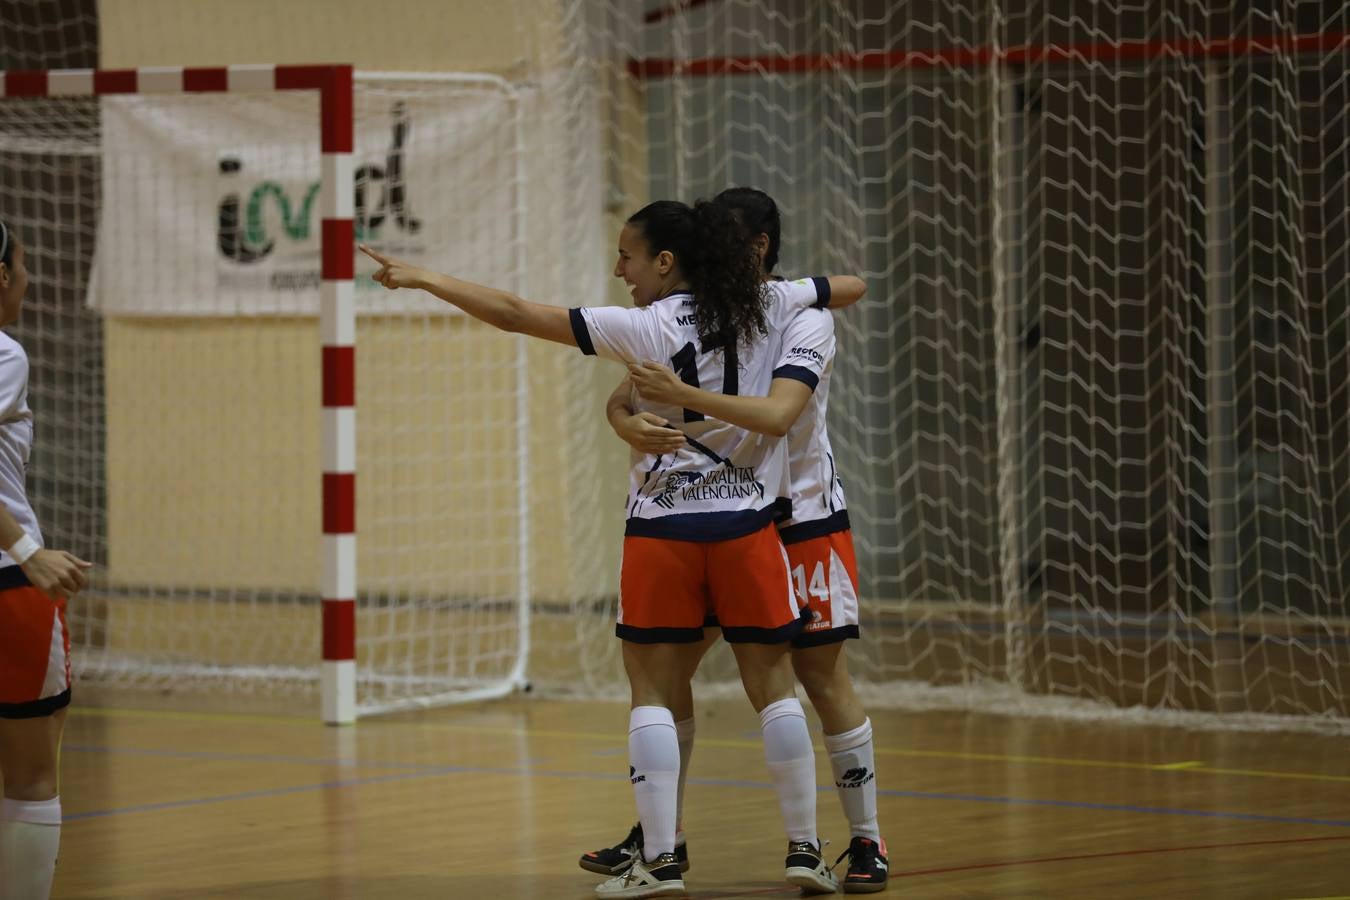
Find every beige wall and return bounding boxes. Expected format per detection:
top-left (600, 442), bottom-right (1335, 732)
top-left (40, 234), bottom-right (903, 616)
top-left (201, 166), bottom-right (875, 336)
top-left (100, 0), bottom-right (551, 75)
top-left (100, 0), bottom-right (638, 606)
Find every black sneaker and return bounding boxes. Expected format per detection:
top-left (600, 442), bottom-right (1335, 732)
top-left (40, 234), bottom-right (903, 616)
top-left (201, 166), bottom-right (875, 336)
top-left (835, 836), bottom-right (889, 894)
top-left (593, 851), bottom-right (685, 898)
top-left (785, 839), bottom-right (837, 894)
top-left (580, 823), bottom-right (690, 876)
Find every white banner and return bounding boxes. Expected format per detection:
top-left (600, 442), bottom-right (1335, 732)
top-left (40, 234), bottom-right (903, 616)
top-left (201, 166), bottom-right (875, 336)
top-left (92, 78), bottom-right (522, 316)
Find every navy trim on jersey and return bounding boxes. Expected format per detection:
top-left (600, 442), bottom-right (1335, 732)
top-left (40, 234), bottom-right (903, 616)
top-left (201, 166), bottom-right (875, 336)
top-left (615, 623), bottom-right (708, 644)
top-left (778, 509), bottom-right (851, 545)
top-left (772, 364), bottom-right (820, 392)
top-left (0, 687), bottom-right (71, 720)
top-left (0, 564), bottom-right (33, 591)
top-left (721, 608), bottom-right (810, 645)
top-left (625, 505), bottom-right (781, 542)
top-left (791, 624), bottom-right (860, 648)
top-left (569, 308), bottom-right (596, 355)
top-left (810, 276), bottom-right (831, 309)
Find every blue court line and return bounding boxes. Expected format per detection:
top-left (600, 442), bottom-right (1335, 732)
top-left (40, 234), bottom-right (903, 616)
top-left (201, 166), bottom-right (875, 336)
top-left (61, 743), bottom-right (1350, 828)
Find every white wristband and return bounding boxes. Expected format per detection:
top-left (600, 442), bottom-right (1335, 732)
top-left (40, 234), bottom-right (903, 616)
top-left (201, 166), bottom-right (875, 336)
top-left (8, 533), bottom-right (39, 566)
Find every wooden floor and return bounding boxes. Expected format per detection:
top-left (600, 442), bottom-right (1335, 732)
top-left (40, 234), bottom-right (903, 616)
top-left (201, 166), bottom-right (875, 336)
top-left (44, 690), bottom-right (1350, 899)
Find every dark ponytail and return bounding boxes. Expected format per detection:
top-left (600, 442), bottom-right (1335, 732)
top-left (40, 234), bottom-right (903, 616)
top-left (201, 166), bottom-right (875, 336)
top-left (713, 187), bottom-right (781, 274)
top-left (626, 199), bottom-right (766, 352)
top-left (0, 220), bottom-right (11, 268)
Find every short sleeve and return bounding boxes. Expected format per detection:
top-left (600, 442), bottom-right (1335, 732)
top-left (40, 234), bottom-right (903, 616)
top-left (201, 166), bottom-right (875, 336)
top-left (569, 305), bottom-right (663, 364)
top-left (772, 308), bottom-right (835, 392)
top-left (765, 277), bottom-right (831, 331)
top-left (0, 338), bottom-right (29, 419)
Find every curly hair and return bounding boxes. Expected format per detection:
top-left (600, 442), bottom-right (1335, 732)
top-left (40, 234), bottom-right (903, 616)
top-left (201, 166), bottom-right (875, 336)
top-left (713, 187), bottom-right (781, 274)
top-left (626, 199), bottom-right (766, 352)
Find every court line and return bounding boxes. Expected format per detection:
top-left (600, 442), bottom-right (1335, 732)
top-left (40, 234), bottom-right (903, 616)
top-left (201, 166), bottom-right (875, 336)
top-left (72, 706), bottom-right (1350, 784)
top-left (61, 744), bottom-right (1350, 828)
top-left (893, 833), bottom-right (1350, 877)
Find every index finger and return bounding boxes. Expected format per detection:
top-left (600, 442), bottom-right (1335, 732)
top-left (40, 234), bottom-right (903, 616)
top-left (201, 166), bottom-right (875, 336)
top-left (358, 244), bottom-right (390, 265)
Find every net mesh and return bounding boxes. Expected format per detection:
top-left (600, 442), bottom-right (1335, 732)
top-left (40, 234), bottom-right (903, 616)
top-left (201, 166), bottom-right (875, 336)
top-left (545, 0), bottom-right (1350, 728)
top-left (0, 76), bottom-right (537, 714)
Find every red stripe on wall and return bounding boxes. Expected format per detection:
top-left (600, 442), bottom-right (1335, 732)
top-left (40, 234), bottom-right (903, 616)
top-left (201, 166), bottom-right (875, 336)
top-left (322, 599), bottom-right (356, 660)
top-left (627, 31), bottom-right (1350, 79)
top-left (322, 346), bottom-right (355, 408)
top-left (183, 67), bottom-right (229, 92)
top-left (321, 219), bottom-right (355, 280)
top-left (323, 473), bottom-right (356, 534)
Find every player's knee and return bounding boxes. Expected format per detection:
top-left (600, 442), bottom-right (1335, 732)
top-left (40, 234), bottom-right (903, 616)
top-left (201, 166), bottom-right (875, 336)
top-left (793, 649), bottom-right (841, 695)
top-left (798, 668), bottom-right (845, 711)
top-left (739, 654), bottom-right (796, 711)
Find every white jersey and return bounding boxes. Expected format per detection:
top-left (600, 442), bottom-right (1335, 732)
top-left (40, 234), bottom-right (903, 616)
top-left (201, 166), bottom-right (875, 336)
top-left (571, 277), bottom-right (832, 541)
top-left (0, 332), bottom-right (41, 570)
top-left (767, 279), bottom-right (850, 544)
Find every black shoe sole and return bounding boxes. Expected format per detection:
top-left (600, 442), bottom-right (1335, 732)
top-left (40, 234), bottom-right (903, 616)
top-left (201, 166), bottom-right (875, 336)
top-left (579, 857), bottom-right (627, 876)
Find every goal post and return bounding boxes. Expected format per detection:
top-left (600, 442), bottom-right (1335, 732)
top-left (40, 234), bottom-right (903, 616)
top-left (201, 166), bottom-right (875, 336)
top-left (0, 65), bottom-right (534, 722)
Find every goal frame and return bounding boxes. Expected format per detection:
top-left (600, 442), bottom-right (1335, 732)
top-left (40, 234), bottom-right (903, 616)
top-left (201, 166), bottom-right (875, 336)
top-left (1, 63), bottom-right (361, 724)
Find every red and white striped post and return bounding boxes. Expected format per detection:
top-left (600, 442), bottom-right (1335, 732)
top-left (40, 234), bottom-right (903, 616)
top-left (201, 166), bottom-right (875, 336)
top-left (315, 66), bottom-right (357, 725)
top-left (0, 64), bottom-right (357, 723)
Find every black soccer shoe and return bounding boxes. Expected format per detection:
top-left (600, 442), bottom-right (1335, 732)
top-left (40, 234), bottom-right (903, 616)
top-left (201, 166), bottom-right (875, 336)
top-left (580, 823), bottom-right (690, 876)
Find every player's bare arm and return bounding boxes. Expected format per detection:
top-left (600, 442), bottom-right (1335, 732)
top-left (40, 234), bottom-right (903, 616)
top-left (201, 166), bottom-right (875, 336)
top-left (0, 460), bottom-right (89, 602)
top-left (606, 377), bottom-right (686, 455)
top-left (628, 361), bottom-right (813, 438)
top-left (819, 275), bottom-right (866, 308)
top-left (360, 244), bottom-right (576, 347)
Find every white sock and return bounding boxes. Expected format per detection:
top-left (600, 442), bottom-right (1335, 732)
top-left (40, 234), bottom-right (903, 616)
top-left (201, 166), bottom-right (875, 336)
top-left (759, 697), bottom-right (817, 844)
top-left (674, 716), bottom-right (695, 844)
top-left (628, 706), bottom-right (680, 862)
top-left (1, 796), bottom-right (62, 900)
top-left (825, 718), bottom-right (881, 841)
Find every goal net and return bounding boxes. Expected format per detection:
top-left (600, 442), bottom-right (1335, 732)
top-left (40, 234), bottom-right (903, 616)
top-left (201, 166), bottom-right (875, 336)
top-left (547, 0), bottom-right (1350, 729)
top-left (0, 70), bottom-right (540, 716)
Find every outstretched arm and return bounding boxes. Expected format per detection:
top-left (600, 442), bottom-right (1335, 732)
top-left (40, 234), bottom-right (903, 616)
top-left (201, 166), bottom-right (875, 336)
top-left (606, 378), bottom-right (687, 455)
top-left (821, 275), bottom-right (866, 309)
top-left (361, 244), bottom-right (576, 346)
top-left (627, 362), bottom-right (812, 438)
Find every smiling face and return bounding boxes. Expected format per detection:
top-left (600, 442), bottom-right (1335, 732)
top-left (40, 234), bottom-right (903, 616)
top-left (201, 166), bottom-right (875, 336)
top-left (613, 222), bottom-right (681, 307)
top-left (0, 239), bottom-right (28, 327)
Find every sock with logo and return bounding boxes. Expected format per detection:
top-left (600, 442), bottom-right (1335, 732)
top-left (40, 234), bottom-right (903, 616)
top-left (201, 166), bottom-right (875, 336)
top-left (759, 697), bottom-right (817, 844)
top-left (824, 717), bottom-right (880, 841)
top-left (1, 795), bottom-right (62, 900)
top-left (674, 716), bottom-right (695, 844)
top-left (628, 706), bottom-right (680, 861)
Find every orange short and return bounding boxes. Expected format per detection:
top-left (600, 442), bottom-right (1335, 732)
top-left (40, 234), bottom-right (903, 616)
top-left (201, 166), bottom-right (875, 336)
top-left (0, 583), bottom-right (72, 718)
top-left (785, 529), bottom-right (861, 648)
top-left (618, 522), bottom-right (804, 644)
